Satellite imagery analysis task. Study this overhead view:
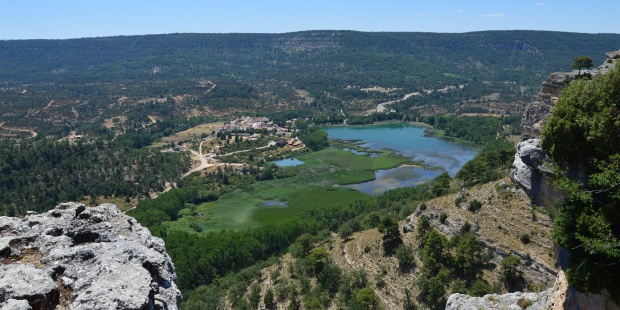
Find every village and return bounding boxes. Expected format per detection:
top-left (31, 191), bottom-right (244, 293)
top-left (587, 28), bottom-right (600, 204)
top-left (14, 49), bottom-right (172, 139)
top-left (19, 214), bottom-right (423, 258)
top-left (158, 116), bottom-right (306, 177)
top-left (218, 116), bottom-right (290, 134)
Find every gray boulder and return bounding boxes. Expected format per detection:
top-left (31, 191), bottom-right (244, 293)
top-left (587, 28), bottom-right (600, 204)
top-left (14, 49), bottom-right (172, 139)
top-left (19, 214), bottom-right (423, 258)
top-left (0, 203), bottom-right (181, 310)
top-left (510, 139), bottom-right (563, 206)
top-left (445, 271), bottom-right (619, 310)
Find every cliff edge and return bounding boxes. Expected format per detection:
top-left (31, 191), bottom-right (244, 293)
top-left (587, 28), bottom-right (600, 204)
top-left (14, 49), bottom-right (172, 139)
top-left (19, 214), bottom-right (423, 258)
top-left (446, 270), bottom-right (619, 310)
top-left (0, 202), bottom-right (181, 310)
top-left (511, 50), bottom-right (620, 206)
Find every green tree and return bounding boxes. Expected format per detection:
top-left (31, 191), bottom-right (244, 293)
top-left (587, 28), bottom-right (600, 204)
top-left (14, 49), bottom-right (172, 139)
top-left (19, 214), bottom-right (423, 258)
top-left (264, 288), bottom-right (276, 309)
top-left (395, 244), bottom-right (415, 271)
top-left (500, 255), bottom-right (524, 291)
top-left (542, 65), bottom-right (620, 296)
top-left (422, 229), bottom-right (448, 274)
top-left (338, 222), bottom-right (354, 241)
top-left (292, 233), bottom-right (315, 257)
top-left (571, 56), bottom-right (594, 75)
top-left (378, 216), bottom-right (402, 255)
top-left (542, 65), bottom-right (620, 167)
top-left (468, 279), bottom-right (492, 297)
top-left (453, 233), bottom-right (486, 279)
top-left (250, 281), bottom-right (262, 306)
top-left (299, 127), bottom-right (329, 151)
top-left (355, 287), bottom-right (380, 310)
top-left (431, 172), bottom-right (451, 197)
top-left (403, 289), bottom-right (417, 310)
top-left (416, 275), bottom-right (447, 310)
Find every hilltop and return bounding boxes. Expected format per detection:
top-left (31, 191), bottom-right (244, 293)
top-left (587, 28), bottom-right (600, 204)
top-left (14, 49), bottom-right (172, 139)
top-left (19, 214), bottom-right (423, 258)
top-left (1, 31), bottom-right (619, 137)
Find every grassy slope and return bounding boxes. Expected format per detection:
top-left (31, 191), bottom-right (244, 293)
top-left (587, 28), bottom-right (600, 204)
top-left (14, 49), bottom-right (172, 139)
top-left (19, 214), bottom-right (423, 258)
top-left (240, 178), bottom-right (557, 309)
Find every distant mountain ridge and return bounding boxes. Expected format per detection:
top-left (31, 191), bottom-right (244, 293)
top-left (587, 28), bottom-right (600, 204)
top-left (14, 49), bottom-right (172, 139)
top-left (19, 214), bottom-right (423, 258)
top-left (1, 30), bottom-right (618, 84)
top-left (0, 30), bottom-right (619, 137)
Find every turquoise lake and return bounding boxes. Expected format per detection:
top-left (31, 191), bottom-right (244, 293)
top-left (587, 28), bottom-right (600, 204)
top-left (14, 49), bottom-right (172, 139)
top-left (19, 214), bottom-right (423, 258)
top-left (324, 123), bottom-right (479, 195)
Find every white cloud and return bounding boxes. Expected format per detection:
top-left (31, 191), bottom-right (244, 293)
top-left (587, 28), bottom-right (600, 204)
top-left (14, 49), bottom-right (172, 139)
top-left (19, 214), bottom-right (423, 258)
top-left (535, 2), bottom-right (545, 6)
top-left (457, 9), bottom-right (463, 13)
top-left (415, 12), bottom-right (422, 16)
top-left (483, 13), bottom-right (504, 17)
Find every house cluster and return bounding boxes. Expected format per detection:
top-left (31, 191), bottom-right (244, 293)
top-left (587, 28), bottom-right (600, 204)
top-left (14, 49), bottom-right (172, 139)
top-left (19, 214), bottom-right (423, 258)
top-left (219, 116), bottom-right (291, 134)
top-left (275, 137), bottom-right (303, 147)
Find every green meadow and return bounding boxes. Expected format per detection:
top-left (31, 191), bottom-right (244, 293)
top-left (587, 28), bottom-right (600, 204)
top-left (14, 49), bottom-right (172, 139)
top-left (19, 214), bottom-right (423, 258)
top-left (173, 146), bottom-right (412, 231)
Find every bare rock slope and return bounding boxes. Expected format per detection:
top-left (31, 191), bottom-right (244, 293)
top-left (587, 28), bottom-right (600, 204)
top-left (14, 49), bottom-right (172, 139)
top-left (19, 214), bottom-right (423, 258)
top-left (0, 203), bottom-right (181, 310)
top-left (446, 270), bottom-right (619, 310)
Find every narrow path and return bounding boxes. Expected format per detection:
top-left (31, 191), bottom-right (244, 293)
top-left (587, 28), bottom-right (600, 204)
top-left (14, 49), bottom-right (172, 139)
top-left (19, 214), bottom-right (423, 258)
top-left (0, 122), bottom-right (37, 138)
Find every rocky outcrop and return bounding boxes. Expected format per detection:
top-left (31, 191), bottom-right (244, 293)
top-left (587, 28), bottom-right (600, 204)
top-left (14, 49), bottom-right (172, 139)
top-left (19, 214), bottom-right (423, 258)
top-left (510, 139), bottom-right (563, 206)
top-left (520, 72), bottom-right (575, 141)
top-left (0, 203), bottom-right (181, 310)
top-left (521, 50), bottom-right (620, 141)
top-left (512, 67), bottom-right (575, 206)
top-left (511, 51), bottom-right (620, 205)
top-left (445, 271), bottom-right (620, 310)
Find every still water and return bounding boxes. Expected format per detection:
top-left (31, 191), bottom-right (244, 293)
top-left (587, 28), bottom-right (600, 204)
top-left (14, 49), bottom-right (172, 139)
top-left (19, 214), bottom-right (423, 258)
top-left (324, 123), bottom-right (479, 195)
top-left (272, 158), bottom-right (304, 167)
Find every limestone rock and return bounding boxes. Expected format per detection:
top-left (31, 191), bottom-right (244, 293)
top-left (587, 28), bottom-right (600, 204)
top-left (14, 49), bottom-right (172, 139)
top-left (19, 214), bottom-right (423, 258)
top-left (0, 203), bottom-right (181, 310)
top-left (519, 50), bottom-right (620, 141)
top-left (510, 139), bottom-right (563, 206)
top-left (446, 291), bottom-right (550, 310)
top-left (445, 271), bottom-right (619, 310)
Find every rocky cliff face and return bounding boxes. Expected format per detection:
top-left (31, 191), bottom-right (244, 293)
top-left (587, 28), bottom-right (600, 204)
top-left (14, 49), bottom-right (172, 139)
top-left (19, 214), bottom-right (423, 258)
top-left (0, 203), bottom-right (181, 310)
top-left (511, 51), bottom-right (620, 206)
top-left (510, 70), bottom-right (574, 206)
top-left (446, 270), bottom-right (619, 310)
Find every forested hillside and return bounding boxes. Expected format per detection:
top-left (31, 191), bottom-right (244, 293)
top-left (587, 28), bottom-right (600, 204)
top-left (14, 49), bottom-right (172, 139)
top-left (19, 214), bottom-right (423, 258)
top-left (0, 139), bottom-right (189, 215)
top-left (0, 31), bottom-right (618, 137)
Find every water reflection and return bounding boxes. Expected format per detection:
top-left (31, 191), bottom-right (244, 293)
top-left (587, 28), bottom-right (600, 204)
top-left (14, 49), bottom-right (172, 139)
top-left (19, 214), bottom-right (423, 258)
top-left (325, 123), bottom-right (479, 195)
top-left (337, 165), bottom-right (442, 195)
top-left (272, 158), bottom-right (304, 167)
top-left (263, 200), bottom-right (288, 207)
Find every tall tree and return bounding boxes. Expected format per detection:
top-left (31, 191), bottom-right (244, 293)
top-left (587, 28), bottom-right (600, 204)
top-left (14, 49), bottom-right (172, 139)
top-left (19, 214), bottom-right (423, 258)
top-left (571, 56), bottom-right (594, 75)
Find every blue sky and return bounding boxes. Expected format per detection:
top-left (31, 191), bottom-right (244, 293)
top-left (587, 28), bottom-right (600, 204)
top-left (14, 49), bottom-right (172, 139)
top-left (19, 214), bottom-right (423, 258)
top-left (1, 0), bottom-right (618, 40)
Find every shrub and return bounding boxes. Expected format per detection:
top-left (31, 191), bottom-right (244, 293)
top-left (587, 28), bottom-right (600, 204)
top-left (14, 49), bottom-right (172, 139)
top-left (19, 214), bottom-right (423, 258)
top-left (520, 234), bottom-right (531, 244)
top-left (439, 212), bottom-right (447, 224)
top-left (517, 297), bottom-right (532, 309)
top-left (468, 199), bottom-right (482, 213)
top-left (468, 279), bottom-right (492, 297)
top-left (419, 203), bottom-right (428, 211)
top-left (460, 222), bottom-right (472, 233)
top-left (363, 245), bottom-right (371, 253)
top-left (455, 195), bottom-right (465, 206)
top-left (395, 244), bottom-right (415, 271)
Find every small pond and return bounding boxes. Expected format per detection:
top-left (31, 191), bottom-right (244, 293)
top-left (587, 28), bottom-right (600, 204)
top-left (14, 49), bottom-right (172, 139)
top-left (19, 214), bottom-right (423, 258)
top-left (272, 158), bottom-right (304, 167)
top-left (263, 200), bottom-right (288, 207)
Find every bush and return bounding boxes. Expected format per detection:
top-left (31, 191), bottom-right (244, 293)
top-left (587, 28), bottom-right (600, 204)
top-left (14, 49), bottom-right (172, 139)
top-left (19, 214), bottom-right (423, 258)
top-left (520, 234), bottom-right (531, 244)
top-left (468, 279), bottom-right (492, 297)
top-left (455, 195), bottom-right (465, 206)
top-left (517, 297), bottom-right (532, 309)
top-left (419, 203), bottom-right (428, 211)
top-left (395, 244), bottom-right (415, 271)
top-left (263, 289), bottom-right (276, 309)
top-left (467, 199), bottom-right (482, 213)
top-left (439, 212), bottom-right (447, 224)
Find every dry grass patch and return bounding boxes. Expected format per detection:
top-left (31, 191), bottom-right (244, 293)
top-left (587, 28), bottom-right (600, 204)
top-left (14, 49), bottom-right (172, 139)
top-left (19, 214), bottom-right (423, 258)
top-left (408, 178), bottom-right (557, 287)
